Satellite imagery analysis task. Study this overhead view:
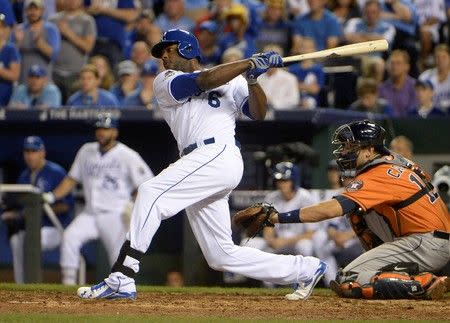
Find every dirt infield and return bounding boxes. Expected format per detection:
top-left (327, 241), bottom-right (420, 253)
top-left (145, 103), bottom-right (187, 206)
top-left (0, 288), bottom-right (449, 321)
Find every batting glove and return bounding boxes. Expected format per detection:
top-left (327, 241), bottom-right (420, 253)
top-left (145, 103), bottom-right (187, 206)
top-left (249, 51), bottom-right (283, 70)
top-left (42, 192), bottom-right (56, 204)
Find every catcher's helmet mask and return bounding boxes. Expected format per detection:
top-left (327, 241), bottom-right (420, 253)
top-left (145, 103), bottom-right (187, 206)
top-left (332, 120), bottom-right (389, 178)
top-left (151, 29), bottom-right (202, 62)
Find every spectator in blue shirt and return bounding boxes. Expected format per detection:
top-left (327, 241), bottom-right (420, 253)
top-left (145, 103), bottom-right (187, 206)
top-left (218, 3), bottom-right (256, 58)
top-left (155, 0), bottom-right (195, 32)
top-left (344, 0), bottom-right (396, 50)
top-left (9, 64), bottom-right (61, 109)
top-left (0, 14), bottom-right (20, 107)
top-left (408, 80), bottom-right (447, 118)
top-left (12, 0), bottom-right (61, 83)
top-left (123, 59), bottom-right (159, 109)
top-left (110, 60), bottom-right (141, 105)
top-left (291, 0), bottom-right (342, 53)
top-left (288, 37), bottom-right (325, 109)
top-left (1, 136), bottom-right (74, 283)
top-left (85, 0), bottom-right (138, 68)
top-left (67, 64), bottom-right (119, 107)
top-left (197, 20), bottom-right (221, 68)
top-left (0, 0), bottom-right (16, 27)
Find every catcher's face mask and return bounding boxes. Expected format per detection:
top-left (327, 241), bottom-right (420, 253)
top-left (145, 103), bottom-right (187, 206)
top-left (332, 125), bottom-right (364, 179)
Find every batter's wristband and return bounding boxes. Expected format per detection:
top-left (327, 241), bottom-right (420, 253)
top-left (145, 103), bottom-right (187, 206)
top-left (278, 209), bottom-right (301, 223)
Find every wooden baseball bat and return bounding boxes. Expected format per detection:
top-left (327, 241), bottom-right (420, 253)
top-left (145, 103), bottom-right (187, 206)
top-left (282, 39), bottom-right (389, 65)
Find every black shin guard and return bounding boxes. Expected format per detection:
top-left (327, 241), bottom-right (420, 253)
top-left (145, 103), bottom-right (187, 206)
top-left (111, 240), bottom-right (144, 279)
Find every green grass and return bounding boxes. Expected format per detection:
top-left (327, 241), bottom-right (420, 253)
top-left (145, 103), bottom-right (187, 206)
top-left (0, 283), bottom-right (334, 296)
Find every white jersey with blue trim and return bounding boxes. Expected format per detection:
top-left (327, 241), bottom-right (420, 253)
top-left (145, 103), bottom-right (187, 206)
top-left (69, 142), bottom-right (154, 214)
top-left (153, 69), bottom-right (249, 151)
top-left (265, 188), bottom-right (319, 238)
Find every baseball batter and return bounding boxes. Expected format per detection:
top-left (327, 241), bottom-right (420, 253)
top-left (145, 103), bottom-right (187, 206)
top-left (42, 113), bottom-right (154, 285)
top-left (241, 120), bottom-right (449, 300)
top-left (76, 29), bottom-right (326, 300)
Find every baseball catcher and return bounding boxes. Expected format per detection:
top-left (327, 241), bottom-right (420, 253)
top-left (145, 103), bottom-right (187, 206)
top-left (234, 120), bottom-right (450, 300)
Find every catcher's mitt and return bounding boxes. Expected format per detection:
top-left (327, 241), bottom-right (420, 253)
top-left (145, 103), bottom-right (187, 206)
top-left (233, 202), bottom-right (277, 238)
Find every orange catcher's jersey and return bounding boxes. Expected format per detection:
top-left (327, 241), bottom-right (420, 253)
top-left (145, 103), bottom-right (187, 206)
top-left (340, 156), bottom-right (450, 237)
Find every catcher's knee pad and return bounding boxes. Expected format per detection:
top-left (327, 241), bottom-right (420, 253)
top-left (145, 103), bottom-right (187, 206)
top-left (111, 240), bottom-right (144, 278)
top-left (330, 271), bottom-right (374, 299)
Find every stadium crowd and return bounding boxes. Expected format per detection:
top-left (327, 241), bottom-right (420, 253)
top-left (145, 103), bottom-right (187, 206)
top-left (0, 0), bottom-right (449, 116)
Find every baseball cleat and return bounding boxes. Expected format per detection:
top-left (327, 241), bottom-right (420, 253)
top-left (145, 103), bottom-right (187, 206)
top-left (285, 261), bottom-right (327, 301)
top-left (425, 276), bottom-right (448, 300)
top-left (77, 281), bottom-right (136, 300)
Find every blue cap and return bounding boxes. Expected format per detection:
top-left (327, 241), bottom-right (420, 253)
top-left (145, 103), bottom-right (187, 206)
top-left (28, 64), bottom-right (47, 77)
top-left (198, 20), bottom-right (218, 33)
top-left (416, 79), bottom-right (434, 90)
top-left (141, 60), bottom-right (159, 76)
top-left (23, 136), bottom-right (45, 151)
top-left (95, 112), bottom-right (119, 129)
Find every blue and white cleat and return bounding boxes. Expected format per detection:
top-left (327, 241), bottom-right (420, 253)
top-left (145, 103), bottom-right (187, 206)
top-left (285, 261), bottom-right (328, 300)
top-left (77, 281), bottom-right (136, 300)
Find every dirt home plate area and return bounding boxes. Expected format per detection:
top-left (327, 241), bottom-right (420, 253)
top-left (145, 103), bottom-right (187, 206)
top-left (0, 286), bottom-right (449, 321)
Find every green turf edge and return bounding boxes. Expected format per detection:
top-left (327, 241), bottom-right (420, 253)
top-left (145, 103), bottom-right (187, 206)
top-left (0, 283), bottom-right (334, 296)
top-left (0, 314), bottom-right (439, 323)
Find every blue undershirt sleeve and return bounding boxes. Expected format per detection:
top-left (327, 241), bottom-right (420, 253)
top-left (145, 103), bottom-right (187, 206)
top-left (170, 72), bottom-right (203, 101)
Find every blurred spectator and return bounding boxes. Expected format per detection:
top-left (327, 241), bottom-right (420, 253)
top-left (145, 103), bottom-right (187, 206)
top-left (9, 64), bottom-right (62, 109)
top-left (408, 80), bottom-right (446, 118)
top-left (379, 0), bottom-right (419, 75)
top-left (255, 0), bottom-right (291, 53)
top-left (327, 159), bottom-right (342, 190)
top-left (0, 13), bottom-right (20, 107)
top-left (184, 0), bottom-right (209, 22)
top-left (166, 270), bottom-right (184, 287)
top-left (288, 37), bottom-right (324, 109)
top-left (221, 47), bottom-right (244, 63)
top-left (49, 0), bottom-right (96, 104)
top-left (89, 54), bottom-right (115, 90)
top-left (197, 20), bottom-right (221, 68)
top-left (286, 0), bottom-right (310, 18)
top-left (360, 55), bottom-right (386, 85)
top-left (85, 0), bottom-right (138, 68)
top-left (13, 0), bottom-right (61, 83)
top-left (327, 0), bottom-right (360, 27)
top-left (1, 136), bottom-right (74, 283)
top-left (123, 9), bottom-right (161, 59)
top-left (123, 60), bottom-right (159, 109)
top-left (389, 135), bottom-right (414, 159)
top-left (67, 64), bottom-right (119, 107)
top-left (379, 49), bottom-right (417, 117)
top-left (258, 44), bottom-right (299, 110)
top-left (195, 0), bottom-right (232, 33)
top-left (155, 0), bottom-right (195, 32)
top-left (130, 41), bottom-right (152, 71)
top-left (414, 0), bottom-right (446, 71)
top-left (419, 44), bottom-right (450, 112)
top-left (291, 0), bottom-right (342, 53)
top-left (350, 78), bottom-right (393, 115)
top-left (110, 60), bottom-right (141, 105)
top-left (218, 4), bottom-right (256, 58)
top-left (344, 0), bottom-right (396, 49)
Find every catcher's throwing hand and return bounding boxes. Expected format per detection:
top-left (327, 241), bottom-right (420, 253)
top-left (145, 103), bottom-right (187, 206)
top-left (233, 202), bottom-right (278, 238)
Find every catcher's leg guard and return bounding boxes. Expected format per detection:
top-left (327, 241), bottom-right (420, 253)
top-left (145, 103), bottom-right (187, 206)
top-left (111, 240), bottom-right (144, 278)
top-left (330, 271), bottom-right (374, 298)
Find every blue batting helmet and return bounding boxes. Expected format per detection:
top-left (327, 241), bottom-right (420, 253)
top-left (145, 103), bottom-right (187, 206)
top-left (95, 112), bottom-right (118, 129)
top-left (272, 162), bottom-right (300, 189)
top-left (151, 29), bottom-right (201, 61)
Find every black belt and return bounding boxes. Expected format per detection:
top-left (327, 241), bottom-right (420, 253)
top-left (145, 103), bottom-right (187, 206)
top-left (433, 231), bottom-right (450, 240)
top-left (181, 137), bottom-right (241, 156)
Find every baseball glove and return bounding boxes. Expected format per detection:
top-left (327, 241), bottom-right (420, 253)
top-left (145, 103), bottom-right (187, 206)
top-left (233, 202), bottom-right (278, 238)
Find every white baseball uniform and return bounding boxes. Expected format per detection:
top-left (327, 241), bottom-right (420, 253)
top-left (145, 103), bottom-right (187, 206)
top-left (245, 188), bottom-right (319, 257)
top-left (104, 69), bottom-right (322, 292)
top-left (60, 142), bottom-right (153, 285)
